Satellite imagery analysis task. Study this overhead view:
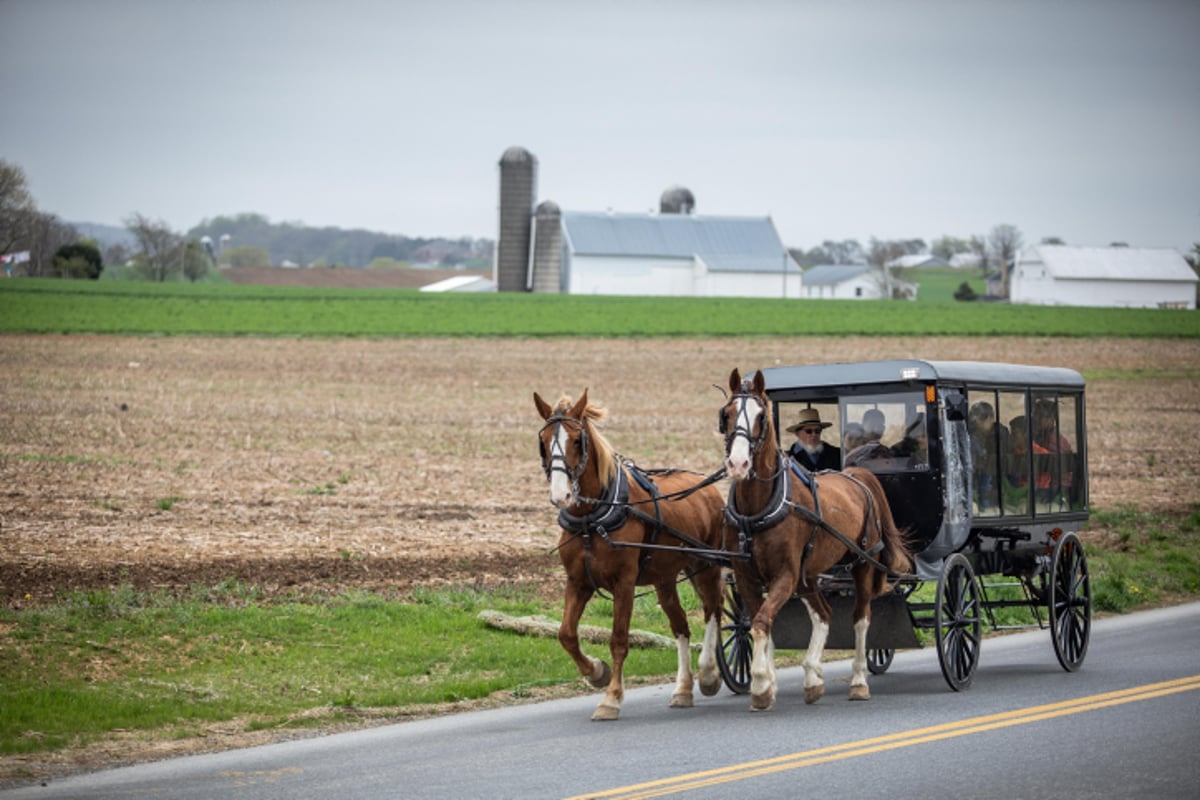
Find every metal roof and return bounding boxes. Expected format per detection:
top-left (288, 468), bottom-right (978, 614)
top-left (801, 264), bottom-right (870, 285)
top-left (1022, 245), bottom-right (1197, 283)
top-left (761, 360), bottom-right (1085, 393)
top-left (561, 211), bottom-right (796, 274)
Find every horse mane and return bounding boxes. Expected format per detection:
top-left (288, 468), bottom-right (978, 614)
top-left (555, 394), bottom-right (619, 486)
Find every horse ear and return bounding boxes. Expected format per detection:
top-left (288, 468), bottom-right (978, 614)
top-left (752, 370), bottom-right (766, 395)
top-left (533, 392), bottom-right (553, 420)
top-left (728, 368), bottom-right (742, 392)
top-left (568, 388), bottom-right (589, 419)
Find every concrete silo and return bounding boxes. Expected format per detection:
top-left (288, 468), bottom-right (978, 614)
top-left (495, 146), bottom-right (538, 292)
top-left (530, 200), bottom-right (563, 293)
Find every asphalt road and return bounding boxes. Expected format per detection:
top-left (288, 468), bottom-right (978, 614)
top-left (5, 603), bottom-right (1199, 800)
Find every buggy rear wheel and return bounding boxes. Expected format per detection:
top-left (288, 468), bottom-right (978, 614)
top-left (867, 648), bottom-right (895, 675)
top-left (1049, 532), bottom-right (1091, 672)
top-left (717, 577), bottom-right (752, 695)
top-left (935, 553), bottom-right (982, 691)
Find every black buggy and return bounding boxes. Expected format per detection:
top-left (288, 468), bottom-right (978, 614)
top-left (717, 360), bottom-right (1092, 693)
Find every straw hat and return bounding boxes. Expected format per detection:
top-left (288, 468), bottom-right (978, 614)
top-left (786, 408), bottom-right (832, 433)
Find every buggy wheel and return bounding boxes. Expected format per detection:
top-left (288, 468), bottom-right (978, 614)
top-left (867, 648), bottom-right (894, 675)
top-left (717, 578), bottom-right (752, 695)
top-left (1049, 532), bottom-right (1091, 672)
top-left (935, 553), bottom-right (982, 691)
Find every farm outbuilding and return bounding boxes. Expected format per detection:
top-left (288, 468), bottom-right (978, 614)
top-left (494, 146), bottom-right (800, 298)
top-left (1011, 245), bottom-right (1197, 309)
top-left (801, 265), bottom-right (917, 300)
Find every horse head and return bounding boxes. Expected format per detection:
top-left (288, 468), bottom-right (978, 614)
top-left (721, 368), bottom-right (772, 480)
top-left (534, 388), bottom-right (619, 510)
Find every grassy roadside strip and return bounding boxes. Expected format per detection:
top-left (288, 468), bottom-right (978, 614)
top-left (2, 279), bottom-right (1198, 337)
top-left (2, 503), bottom-right (1197, 768)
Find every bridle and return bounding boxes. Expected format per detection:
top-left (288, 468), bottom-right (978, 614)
top-left (720, 390), bottom-right (770, 476)
top-left (539, 411), bottom-right (590, 500)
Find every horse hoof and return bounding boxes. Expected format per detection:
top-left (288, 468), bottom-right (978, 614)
top-left (669, 692), bottom-right (694, 709)
top-left (699, 675), bottom-right (721, 697)
top-left (750, 692), bottom-right (775, 712)
top-left (587, 661), bottom-right (612, 689)
top-left (849, 685), bottom-right (870, 701)
top-left (591, 704), bottom-right (620, 721)
top-left (804, 685), bottom-right (825, 705)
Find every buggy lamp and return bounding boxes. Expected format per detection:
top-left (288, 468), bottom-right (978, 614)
top-left (901, 367), bottom-right (920, 380)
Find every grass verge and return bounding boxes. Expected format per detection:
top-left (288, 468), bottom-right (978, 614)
top-left (1, 505), bottom-right (1196, 763)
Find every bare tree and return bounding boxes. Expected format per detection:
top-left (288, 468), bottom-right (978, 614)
top-left (23, 212), bottom-right (79, 277)
top-left (125, 213), bottom-right (183, 282)
top-left (0, 159), bottom-right (36, 257)
top-left (988, 224), bottom-right (1023, 298)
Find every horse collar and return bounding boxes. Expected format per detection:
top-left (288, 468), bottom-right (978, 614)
top-left (558, 465), bottom-right (629, 536)
top-left (724, 451), bottom-right (791, 540)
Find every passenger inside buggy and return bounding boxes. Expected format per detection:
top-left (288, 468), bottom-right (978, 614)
top-left (841, 395), bottom-right (929, 471)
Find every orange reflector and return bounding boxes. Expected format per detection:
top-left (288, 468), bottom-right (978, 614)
top-left (926, 384), bottom-right (936, 403)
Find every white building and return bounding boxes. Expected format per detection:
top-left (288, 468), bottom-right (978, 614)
top-left (801, 264), bottom-right (917, 300)
top-left (1011, 245), bottom-right (1197, 309)
top-left (554, 211), bottom-right (801, 298)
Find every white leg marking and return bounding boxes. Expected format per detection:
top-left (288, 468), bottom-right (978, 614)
top-left (801, 599), bottom-right (828, 691)
top-left (697, 615), bottom-right (721, 696)
top-left (851, 617), bottom-right (870, 688)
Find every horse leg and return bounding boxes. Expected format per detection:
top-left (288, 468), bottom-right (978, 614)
top-left (749, 579), bottom-right (791, 711)
top-left (590, 584), bottom-right (634, 721)
top-left (848, 565), bottom-right (875, 701)
top-left (557, 582), bottom-right (610, 693)
top-left (691, 568), bottom-right (724, 698)
top-left (800, 592), bottom-right (832, 704)
top-left (655, 583), bottom-right (696, 709)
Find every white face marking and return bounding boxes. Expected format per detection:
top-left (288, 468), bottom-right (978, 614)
top-left (724, 395), bottom-right (763, 480)
top-left (547, 423), bottom-right (574, 508)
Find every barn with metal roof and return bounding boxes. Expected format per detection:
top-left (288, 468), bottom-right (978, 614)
top-left (494, 146), bottom-right (801, 298)
top-left (1011, 244), bottom-right (1197, 309)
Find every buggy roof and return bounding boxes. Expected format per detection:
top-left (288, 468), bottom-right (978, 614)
top-left (761, 360), bottom-right (1085, 394)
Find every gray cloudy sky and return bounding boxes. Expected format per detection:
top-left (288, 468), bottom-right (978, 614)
top-left (2, 0), bottom-right (1198, 253)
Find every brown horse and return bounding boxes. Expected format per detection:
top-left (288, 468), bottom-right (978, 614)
top-left (535, 389), bottom-right (727, 721)
top-left (719, 368), bottom-right (913, 711)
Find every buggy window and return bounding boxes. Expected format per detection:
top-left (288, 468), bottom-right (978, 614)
top-left (842, 392), bottom-right (928, 472)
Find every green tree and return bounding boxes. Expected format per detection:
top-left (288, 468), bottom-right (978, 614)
top-left (181, 239), bottom-right (211, 282)
top-left (224, 245), bottom-right (271, 268)
top-left (53, 240), bottom-right (104, 279)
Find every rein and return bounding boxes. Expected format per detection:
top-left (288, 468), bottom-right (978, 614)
top-left (723, 392), bottom-right (894, 585)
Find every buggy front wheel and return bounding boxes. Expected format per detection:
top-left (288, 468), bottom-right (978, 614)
top-left (716, 577), bottom-right (752, 695)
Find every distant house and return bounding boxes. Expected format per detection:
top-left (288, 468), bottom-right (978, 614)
top-left (949, 253), bottom-right (983, 269)
top-left (1011, 245), bottom-right (1197, 309)
top-left (885, 254), bottom-right (950, 270)
top-left (801, 264), bottom-right (911, 300)
top-left (554, 211), bottom-right (800, 298)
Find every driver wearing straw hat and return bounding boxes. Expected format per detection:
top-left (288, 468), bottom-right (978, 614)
top-left (786, 408), bottom-right (842, 472)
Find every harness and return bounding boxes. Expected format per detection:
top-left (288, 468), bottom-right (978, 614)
top-left (542, 411), bottom-right (726, 594)
top-left (721, 391), bottom-right (888, 589)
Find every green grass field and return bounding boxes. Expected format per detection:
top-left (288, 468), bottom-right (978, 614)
top-left (1, 277), bottom-right (1197, 337)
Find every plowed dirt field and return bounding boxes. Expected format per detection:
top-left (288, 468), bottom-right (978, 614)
top-left (3, 335), bottom-right (1198, 604)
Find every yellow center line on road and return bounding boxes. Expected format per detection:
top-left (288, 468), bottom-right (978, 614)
top-left (566, 675), bottom-right (1200, 800)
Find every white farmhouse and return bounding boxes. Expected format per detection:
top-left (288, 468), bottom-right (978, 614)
top-left (1011, 245), bottom-right (1197, 309)
top-left (801, 265), bottom-right (917, 300)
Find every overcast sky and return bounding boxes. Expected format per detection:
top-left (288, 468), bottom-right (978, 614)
top-left (2, 0), bottom-right (1198, 253)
